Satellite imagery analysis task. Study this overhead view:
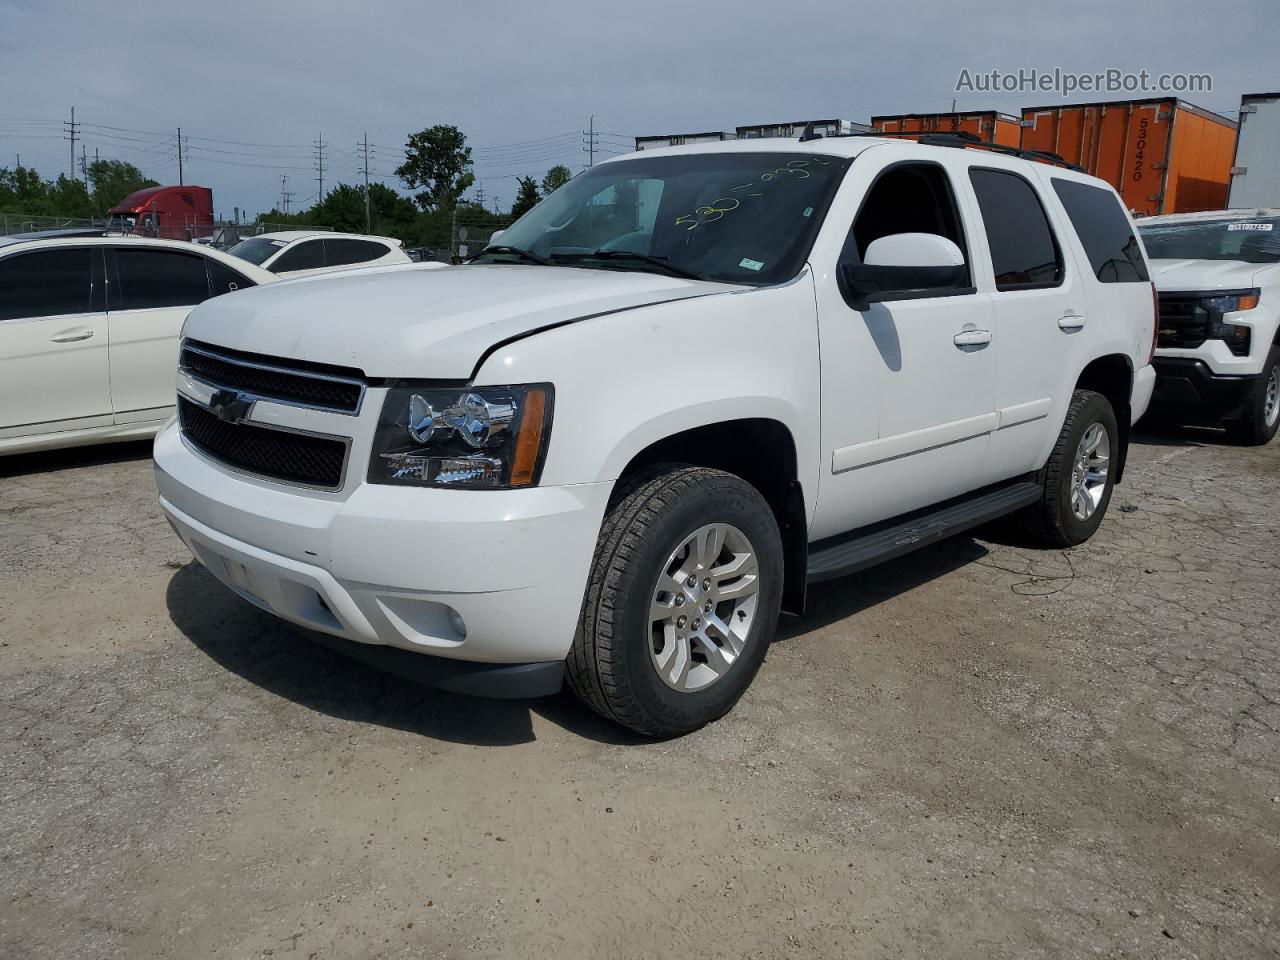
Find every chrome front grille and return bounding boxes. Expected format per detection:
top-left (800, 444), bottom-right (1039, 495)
top-left (180, 340), bottom-right (366, 414)
top-left (178, 397), bottom-right (349, 490)
top-left (176, 339), bottom-right (364, 490)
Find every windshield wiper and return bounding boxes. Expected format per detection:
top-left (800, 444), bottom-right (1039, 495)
top-left (550, 249), bottom-right (705, 281)
top-left (471, 244), bottom-right (552, 266)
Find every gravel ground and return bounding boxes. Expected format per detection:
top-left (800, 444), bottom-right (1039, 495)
top-left (1, 428), bottom-right (1277, 959)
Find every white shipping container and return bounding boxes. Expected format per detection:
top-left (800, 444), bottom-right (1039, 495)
top-left (1229, 92), bottom-right (1280, 208)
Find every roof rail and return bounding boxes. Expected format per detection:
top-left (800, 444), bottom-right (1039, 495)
top-left (798, 126), bottom-right (1085, 172)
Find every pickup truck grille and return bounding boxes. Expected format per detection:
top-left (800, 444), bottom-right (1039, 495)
top-left (180, 340), bottom-right (365, 414)
top-left (1157, 294), bottom-right (1209, 350)
top-left (178, 397), bottom-right (348, 490)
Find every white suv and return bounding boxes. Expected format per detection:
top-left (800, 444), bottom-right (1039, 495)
top-left (1138, 209), bottom-right (1280, 445)
top-left (154, 136), bottom-right (1157, 736)
top-left (226, 231), bottom-right (418, 278)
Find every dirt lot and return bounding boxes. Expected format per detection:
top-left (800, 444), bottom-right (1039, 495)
top-left (1, 428), bottom-right (1277, 959)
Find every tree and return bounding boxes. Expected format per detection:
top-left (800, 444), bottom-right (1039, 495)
top-left (87, 159), bottom-right (157, 214)
top-left (509, 176), bottom-right (540, 219)
top-left (542, 164), bottom-right (571, 194)
top-left (46, 175), bottom-right (96, 219)
top-left (395, 125), bottom-right (475, 212)
top-left (0, 165), bottom-right (50, 213)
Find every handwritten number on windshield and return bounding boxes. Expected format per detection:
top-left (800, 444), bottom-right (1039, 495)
top-left (674, 159), bottom-right (824, 229)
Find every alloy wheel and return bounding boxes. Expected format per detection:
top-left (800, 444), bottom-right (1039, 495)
top-left (648, 522), bottom-right (760, 692)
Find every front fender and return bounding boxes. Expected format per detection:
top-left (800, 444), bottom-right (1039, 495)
top-left (472, 274), bottom-right (823, 525)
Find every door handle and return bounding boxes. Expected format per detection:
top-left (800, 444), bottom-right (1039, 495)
top-left (1058, 313), bottom-right (1086, 332)
top-left (50, 328), bottom-right (95, 343)
top-left (953, 329), bottom-right (993, 348)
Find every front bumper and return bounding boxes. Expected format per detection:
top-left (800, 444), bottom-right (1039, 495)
top-left (1149, 358), bottom-right (1258, 420)
top-left (155, 419), bottom-right (613, 686)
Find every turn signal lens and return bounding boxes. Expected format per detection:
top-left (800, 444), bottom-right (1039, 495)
top-left (1237, 292), bottom-right (1260, 311)
top-left (511, 387), bottom-right (548, 486)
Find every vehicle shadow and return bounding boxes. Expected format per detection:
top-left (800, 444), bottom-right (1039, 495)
top-left (166, 537), bottom-right (992, 747)
top-left (164, 562), bottom-right (645, 748)
top-left (777, 536), bottom-right (989, 640)
top-left (1131, 416), bottom-right (1229, 448)
top-left (0, 439), bottom-right (154, 478)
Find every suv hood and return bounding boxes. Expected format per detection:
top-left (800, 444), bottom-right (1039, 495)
top-left (1149, 258), bottom-right (1273, 292)
top-left (183, 263), bottom-right (739, 379)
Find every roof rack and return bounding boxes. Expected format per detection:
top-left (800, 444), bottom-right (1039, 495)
top-left (797, 123), bottom-right (1085, 172)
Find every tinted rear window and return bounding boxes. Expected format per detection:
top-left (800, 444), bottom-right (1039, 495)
top-left (969, 168), bottom-right (1064, 291)
top-left (1052, 179), bottom-right (1149, 282)
top-left (114, 248), bottom-right (211, 310)
top-left (0, 248), bottom-right (96, 321)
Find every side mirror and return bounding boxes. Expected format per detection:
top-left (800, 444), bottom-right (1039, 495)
top-left (841, 233), bottom-right (967, 311)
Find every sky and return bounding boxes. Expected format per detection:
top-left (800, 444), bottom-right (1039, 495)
top-left (0, 0), bottom-right (1273, 218)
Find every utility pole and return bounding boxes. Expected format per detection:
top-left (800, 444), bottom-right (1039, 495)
top-left (63, 106), bottom-right (79, 180)
top-left (314, 132), bottom-right (327, 200)
top-left (360, 132), bottom-right (371, 232)
top-left (280, 174), bottom-right (294, 214)
top-left (583, 114), bottom-right (598, 167)
top-left (177, 127), bottom-right (184, 185)
top-left (79, 144), bottom-right (87, 184)
top-left (475, 182), bottom-right (486, 207)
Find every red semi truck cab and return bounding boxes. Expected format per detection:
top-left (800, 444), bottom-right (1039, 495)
top-left (108, 185), bottom-right (214, 240)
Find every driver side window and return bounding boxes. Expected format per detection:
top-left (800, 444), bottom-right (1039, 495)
top-left (843, 163), bottom-right (971, 288)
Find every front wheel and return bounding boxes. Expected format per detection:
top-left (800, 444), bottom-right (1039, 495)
top-left (1229, 346), bottom-right (1280, 446)
top-left (1017, 389), bottom-right (1118, 548)
top-left (566, 465), bottom-right (783, 737)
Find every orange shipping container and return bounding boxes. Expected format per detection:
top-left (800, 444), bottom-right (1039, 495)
top-left (1019, 98), bottom-right (1237, 216)
top-left (871, 111), bottom-right (1022, 147)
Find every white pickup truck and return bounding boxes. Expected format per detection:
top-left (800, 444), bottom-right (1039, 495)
top-left (154, 135), bottom-right (1157, 736)
top-left (1137, 209), bottom-right (1280, 445)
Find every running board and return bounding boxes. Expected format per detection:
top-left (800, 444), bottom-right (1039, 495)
top-left (806, 477), bottom-right (1041, 583)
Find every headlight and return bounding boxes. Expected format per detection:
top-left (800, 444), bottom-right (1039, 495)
top-left (368, 383), bottom-right (553, 488)
top-left (1205, 289), bottom-right (1259, 357)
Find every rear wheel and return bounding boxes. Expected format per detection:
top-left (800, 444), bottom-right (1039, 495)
top-left (566, 465), bottom-right (783, 737)
top-left (1229, 346), bottom-right (1280, 446)
top-left (1017, 389), bottom-right (1118, 548)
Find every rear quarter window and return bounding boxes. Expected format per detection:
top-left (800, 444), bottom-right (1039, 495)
top-left (325, 238), bottom-right (388, 267)
top-left (1051, 179), bottom-right (1150, 282)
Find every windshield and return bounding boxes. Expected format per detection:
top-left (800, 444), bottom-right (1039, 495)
top-left (227, 236), bottom-right (288, 266)
top-left (481, 152), bottom-right (851, 285)
top-left (108, 213), bottom-right (138, 230)
top-left (1138, 217), bottom-right (1280, 264)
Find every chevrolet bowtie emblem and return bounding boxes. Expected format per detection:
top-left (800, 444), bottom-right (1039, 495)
top-left (208, 388), bottom-right (255, 424)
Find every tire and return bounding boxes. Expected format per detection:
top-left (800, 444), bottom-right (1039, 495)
top-left (1228, 346), bottom-right (1280, 446)
top-left (1017, 389), bottom-right (1119, 548)
top-left (566, 465), bottom-right (783, 737)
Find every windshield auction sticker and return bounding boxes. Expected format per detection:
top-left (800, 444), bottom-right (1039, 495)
top-left (1227, 223), bottom-right (1274, 231)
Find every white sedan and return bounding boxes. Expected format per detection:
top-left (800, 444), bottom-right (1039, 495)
top-left (227, 231), bottom-right (414, 278)
top-left (0, 235), bottom-right (276, 456)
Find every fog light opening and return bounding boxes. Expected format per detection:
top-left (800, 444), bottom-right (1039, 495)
top-left (447, 608), bottom-right (467, 641)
